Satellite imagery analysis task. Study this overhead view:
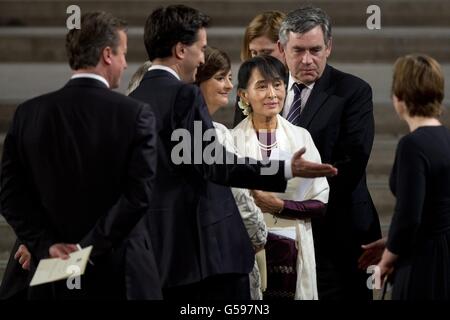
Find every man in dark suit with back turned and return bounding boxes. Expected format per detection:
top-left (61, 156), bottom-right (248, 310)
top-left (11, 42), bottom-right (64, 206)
top-left (0, 12), bottom-right (161, 299)
top-left (234, 6), bottom-right (381, 300)
top-left (130, 5), bottom-right (337, 300)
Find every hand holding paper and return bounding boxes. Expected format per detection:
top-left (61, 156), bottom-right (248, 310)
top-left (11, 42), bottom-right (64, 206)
top-left (30, 246), bottom-right (93, 287)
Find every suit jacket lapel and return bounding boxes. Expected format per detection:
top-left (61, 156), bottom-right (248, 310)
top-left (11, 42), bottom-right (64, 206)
top-left (298, 64), bottom-right (332, 128)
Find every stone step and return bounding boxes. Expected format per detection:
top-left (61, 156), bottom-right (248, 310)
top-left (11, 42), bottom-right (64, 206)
top-left (3, 97), bottom-right (447, 142)
top-left (1, 62), bottom-right (449, 109)
top-left (367, 175), bottom-right (395, 236)
top-left (0, 260), bottom-right (7, 287)
top-left (1, 27), bottom-right (450, 63)
top-left (367, 135), bottom-right (398, 175)
top-left (0, 215), bottom-right (16, 262)
top-left (0, 0), bottom-right (449, 27)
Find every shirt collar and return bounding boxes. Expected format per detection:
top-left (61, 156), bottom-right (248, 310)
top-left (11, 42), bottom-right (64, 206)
top-left (148, 65), bottom-right (181, 80)
top-left (287, 72), bottom-right (315, 91)
top-left (71, 73), bottom-right (109, 88)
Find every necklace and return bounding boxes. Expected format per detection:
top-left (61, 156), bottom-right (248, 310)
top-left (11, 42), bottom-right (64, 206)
top-left (257, 140), bottom-right (278, 150)
top-left (256, 130), bottom-right (278, 150)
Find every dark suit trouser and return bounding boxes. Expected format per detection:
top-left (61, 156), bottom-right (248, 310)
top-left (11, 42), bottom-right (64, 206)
top-left (315, 251), bottom-right (372, 300)
top-left (313, 218), bottom-right (373, 301)
top-left (162, 273), bottom-right (250, 300)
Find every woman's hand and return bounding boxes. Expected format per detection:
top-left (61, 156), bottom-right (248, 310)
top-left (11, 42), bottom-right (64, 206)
top-left (376, 248), bottom-right (398, 287)
top-left (251, 190), bottom-right (284, 214)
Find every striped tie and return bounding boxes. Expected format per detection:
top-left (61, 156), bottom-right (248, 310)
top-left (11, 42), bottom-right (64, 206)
top-left (286, 83), bottom-right (306, 126)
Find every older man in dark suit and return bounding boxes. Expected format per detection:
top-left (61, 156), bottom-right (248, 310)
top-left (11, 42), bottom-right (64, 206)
top-left (0, 12), bottom-right (160, 299)
top-left (130, 5), bottom-right (337, 300)
top-left (276, 7), bottom-right (381, 300)
top-left (234, 6), bottom-right (381, 300)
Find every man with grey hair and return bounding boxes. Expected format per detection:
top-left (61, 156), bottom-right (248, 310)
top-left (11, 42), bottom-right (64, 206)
top-left (270, 6), bottom-right (380, 300)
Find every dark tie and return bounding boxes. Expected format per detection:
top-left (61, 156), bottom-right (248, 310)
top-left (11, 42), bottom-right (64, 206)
top-left (286, 83), bottom-right (306, 126)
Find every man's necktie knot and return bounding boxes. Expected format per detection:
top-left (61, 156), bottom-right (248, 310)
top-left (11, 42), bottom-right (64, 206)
top-left (287, 83), bottom-right (306, 126)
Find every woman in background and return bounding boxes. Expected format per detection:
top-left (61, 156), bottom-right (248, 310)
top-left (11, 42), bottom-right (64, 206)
top-left (241, 11), bottom-right (286, 63)
top-left (235, 11), bottom-right (286, 125)
top-left (376, 54), bottom-right (450, 300)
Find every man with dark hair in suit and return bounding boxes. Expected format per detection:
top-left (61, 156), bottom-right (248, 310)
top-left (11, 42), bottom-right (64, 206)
top-left (0, 11), bottom-right (161, 299)
top-left (271, 6), bottom-right (380, 300)
top-left (130, 4), bottom-right (337, 300)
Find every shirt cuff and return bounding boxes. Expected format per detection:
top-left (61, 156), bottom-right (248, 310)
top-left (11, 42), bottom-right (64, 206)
top-left (284, 159), bottom-right (293, 180)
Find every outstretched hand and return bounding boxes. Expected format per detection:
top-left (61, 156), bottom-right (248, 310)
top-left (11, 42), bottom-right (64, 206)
top-left (358, 237), bottom-right (387, 270)
top-left (291, 147), bottom-right (337, 178)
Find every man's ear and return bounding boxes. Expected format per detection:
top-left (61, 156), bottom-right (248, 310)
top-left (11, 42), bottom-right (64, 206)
top-left (325, 38), bottom-right (332, 58)
top-left (277, 40), bottom-right (285, 54)
top-left (102, 46), bottom-right (113, 65)
top-left (174, 42), bottom-right (185, 60)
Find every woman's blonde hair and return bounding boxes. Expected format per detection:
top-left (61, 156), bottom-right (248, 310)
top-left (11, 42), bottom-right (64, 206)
top-left (241, 11), bottom-right (285, 61)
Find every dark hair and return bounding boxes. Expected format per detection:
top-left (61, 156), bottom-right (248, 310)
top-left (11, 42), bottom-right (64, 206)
top-left (66, 11), bottom-right (127, 70)
top-left (238, 55), bottom-right (287, 90)
top-left (392, 54), bottom-right (444, 117)
top-left (195, 47), bottom-right (231, 85)
top-left (279, 6), bottom-right (331, 47)
top-left (241, 11), bottom-right (286, 61)
top-left (144, 5), bottom-right (210, 61)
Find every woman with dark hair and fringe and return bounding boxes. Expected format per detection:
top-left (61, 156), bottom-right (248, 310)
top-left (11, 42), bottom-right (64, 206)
top-left (232, 55), bottom-right (329, 299)
top-left (234, 11), bottom-right (286, 125)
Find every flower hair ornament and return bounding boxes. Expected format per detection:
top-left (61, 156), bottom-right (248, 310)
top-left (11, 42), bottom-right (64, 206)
top-left (238, 99), bottom-right (252, 116)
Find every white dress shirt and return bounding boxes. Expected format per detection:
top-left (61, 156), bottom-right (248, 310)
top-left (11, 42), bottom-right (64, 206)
top-left (71, 73), bottom-right (109, 88)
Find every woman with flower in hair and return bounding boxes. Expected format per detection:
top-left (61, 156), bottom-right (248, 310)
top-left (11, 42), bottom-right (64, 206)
top-left (232, 55), bottom-right (329, 300)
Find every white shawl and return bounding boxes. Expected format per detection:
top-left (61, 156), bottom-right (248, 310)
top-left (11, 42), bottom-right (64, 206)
top-left (231, 114), bottom-right (329, 300)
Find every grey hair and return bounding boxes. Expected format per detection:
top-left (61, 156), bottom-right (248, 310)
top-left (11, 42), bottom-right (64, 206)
top-left (279, 6), bottom-right (332, 47)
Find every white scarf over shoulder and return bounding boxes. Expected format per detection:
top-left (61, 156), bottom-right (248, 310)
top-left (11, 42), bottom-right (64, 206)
top-left (231, 114), bottom-right (329, 300)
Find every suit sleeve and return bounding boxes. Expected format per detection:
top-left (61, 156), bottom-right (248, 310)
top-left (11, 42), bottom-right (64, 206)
top-left (0, 107), bottom-right (56, 260)
top-left (328, 81), bottom-right (374, 198)
top-left (386, 138), bottom-right (427, 256)
top-left (173, 85), bottom-right (287, 192)
top-left (79, 104), bottom-right (158, 258)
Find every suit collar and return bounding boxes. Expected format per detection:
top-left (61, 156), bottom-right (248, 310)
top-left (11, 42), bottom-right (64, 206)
top-left (148, 65), bottom-right (181, 80)
top-left (297, 64), bottom-right (332, 128)
top-left (143, 68), bottom-right (180, 82)
top-left (65, 77), bottom-right (109, 89)
top-left (71, 73), bottom-right (109, 88)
